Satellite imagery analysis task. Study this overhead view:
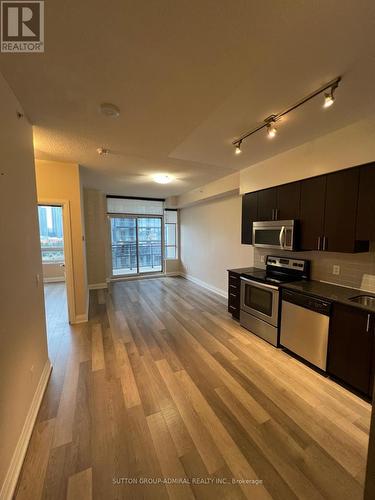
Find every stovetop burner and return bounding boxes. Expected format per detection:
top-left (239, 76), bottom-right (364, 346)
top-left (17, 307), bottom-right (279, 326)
top-left (241, 255), bottom-right (310, 287)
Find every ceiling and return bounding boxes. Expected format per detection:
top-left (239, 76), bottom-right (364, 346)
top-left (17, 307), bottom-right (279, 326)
top-left (1, 0), bottom-right (375, 197)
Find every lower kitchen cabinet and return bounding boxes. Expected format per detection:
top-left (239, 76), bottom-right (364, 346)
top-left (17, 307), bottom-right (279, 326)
top-left (327, 303), bottom-right (374, 397)
top-left (228, 272), bottom-right (241, 319)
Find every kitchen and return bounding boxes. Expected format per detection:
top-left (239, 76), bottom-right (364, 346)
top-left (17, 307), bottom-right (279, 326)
top-left (228, 164), bottom-right (375, 400)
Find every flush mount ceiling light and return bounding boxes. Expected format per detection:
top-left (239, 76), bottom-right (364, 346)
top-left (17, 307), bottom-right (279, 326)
top-left (153, 174), bottom-right (174, 184)
top-left (99, 102), bottom-right (120, 118)
top-left (233, 76), bottom-right (341, 154)
top-left (97, 147), bottom-right (110, 156)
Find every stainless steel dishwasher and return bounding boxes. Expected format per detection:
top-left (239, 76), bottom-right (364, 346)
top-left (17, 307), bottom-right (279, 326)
top-left (280, 289), bottom-right (332, 371)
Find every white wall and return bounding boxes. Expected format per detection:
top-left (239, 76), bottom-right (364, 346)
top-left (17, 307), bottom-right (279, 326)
top-left (0, 73), bottom-right (49, 495)
top-left (180, 194), bottom-right (253, 295)
top-left (240, 116), bottom-right (375, 193)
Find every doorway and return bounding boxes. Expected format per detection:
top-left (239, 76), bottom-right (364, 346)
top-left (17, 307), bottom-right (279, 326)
top-left (109, 215), bottom-right (163, 277)
top-left (37, 201), bottom-right (75, 325)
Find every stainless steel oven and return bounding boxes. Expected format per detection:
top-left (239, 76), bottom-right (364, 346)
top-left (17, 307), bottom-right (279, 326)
top-left (240, 277), bottom-right (280, 346)
top-left (240, 277), bottom-right (279, 326)
top-left (252, 220), bottom-right (297, 250)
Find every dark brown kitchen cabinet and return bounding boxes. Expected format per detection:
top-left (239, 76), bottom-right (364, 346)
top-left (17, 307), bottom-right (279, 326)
top-left (227, 272), bottom-right (241, 319)
top-left (241, 192), bottom-right (258, 244)
top-left (257, 187), bottom-right (277, 221)
top-left (276, 181), bottom-right (301, 220)
top-left (323, 167), bottom-right (367, 253)
top-left (356, 163), bottom-right (375, 242)
top-left (299, 176), bottom-right (327, 251)
top-left (327, 303), bottom-right (374, 397)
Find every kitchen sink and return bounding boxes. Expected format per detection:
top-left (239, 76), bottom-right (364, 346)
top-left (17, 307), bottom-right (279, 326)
top-left (349, 295), bottom-right (375, 307)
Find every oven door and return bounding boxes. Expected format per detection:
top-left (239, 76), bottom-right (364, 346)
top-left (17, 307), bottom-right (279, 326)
top-left (240, 277), bottom-right (279, 327)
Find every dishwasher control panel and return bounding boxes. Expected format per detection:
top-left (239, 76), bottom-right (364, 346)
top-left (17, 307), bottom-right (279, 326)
top-left (282, 289), bottom-right (331, 316)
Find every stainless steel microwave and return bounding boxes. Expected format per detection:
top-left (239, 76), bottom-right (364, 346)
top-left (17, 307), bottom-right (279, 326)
top-left (252, 220), bottom-right (297, 250)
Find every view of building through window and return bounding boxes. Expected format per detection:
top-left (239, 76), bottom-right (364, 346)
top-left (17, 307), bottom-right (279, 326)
top-left (38, 205), bottom-right (64, 262)
top-left (110, 216), bottom-right (162, 275)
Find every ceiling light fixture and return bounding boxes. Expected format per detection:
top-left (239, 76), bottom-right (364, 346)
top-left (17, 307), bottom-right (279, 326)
top-left (99, 102), bottom-right (120, 118)
top-left (235, 140), bottom-right (242, 155)
top-left (153, 174), bottom-right (174, 184)
top-left (97, 147), bottom-right (110, 156)
top-left (233, 76), bottom-right (341, 154)
top-left (266, 117), bottom-right (277, 138)
top-left (323, 81), bottom-right (339, 108)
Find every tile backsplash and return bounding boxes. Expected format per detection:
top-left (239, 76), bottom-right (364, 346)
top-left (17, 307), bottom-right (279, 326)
top-left (254, 244), bottom-right (375, 292)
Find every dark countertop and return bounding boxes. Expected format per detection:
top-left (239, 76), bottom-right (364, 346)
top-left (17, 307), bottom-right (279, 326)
top-left (281, 280), bottom-right (375, 314)
top-left (228, 267), bottom-right (262, 275)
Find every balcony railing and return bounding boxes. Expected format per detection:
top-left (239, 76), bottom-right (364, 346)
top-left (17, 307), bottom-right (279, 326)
top-left (112, 241), bottom-right (162, 273)
top-left (41, 246), bottom-right (64, 263)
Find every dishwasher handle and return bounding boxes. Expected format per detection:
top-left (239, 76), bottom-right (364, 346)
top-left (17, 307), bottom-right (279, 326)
top-left (282, 289), bottom-right (332, 316)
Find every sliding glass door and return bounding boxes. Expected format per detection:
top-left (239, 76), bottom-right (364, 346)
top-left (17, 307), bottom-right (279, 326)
top-left (110, 215), bottom-right (163, 276)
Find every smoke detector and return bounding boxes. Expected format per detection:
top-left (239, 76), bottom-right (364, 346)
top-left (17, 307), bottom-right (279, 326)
top-left (99, 102), bottom-right (120, 118)
top-left (97, 147), bottom-right (110, 156)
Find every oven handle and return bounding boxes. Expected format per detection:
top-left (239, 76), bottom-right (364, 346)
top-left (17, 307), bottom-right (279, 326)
top-left (240, 276), bottom-right (279, 291)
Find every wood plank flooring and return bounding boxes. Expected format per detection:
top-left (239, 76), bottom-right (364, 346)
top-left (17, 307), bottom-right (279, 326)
top-left (14, 278), bottom-right (371, 499)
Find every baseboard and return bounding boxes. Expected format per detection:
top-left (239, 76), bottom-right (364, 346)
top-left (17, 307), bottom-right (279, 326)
top-left (164, 271), bottom-right (181, 276)
top-left (0, 359), bottom-right (52, 500)
top-left (43, 277), bottom-right (65, 283)
top-left (179, 273), bottom-right (228, 299)
top-left (88, 282), bottom-right (108, 290)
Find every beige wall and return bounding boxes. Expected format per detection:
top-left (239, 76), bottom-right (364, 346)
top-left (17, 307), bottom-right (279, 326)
top-left (0, 73), bottom-right (49, 492)
top-left (83, 188), bottom-right (107, 286)
top-left (42, 262), bottom-right (65, 282)
top-left (180, 194), bottom-right (253, 295)
top-left (35, 160), bottom-right (88, 320)
top-left (240, 116), bottom-right (375, 193)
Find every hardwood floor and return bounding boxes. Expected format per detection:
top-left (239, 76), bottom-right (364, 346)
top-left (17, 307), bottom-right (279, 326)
top-left (14, 277), bottom-right (371, 499)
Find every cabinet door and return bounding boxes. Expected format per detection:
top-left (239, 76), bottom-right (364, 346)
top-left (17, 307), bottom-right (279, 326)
top-left (327, 303), bottom-right (373, 395)
top-left (324, 168), bottom-right (359, 252)
top-left (356, 163), bottom-right (375, 242)
top-left (257, 187), bottom-right (277, 221)
top-left (241, 192), bottom-right (258, 244)
top-left (276, 182), bottom-right (301, 220)
top-left (299, 176), bottom-right (326, 251)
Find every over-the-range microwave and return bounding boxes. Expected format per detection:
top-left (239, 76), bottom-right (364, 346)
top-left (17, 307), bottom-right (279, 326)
top-left (252, 220), bottom-right (297, 250)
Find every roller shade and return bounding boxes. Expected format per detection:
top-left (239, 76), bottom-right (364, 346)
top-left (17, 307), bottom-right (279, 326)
top-left (164, 209), bottom-right (178, 223)
top-left (107, 196), bottom-right (164, 215)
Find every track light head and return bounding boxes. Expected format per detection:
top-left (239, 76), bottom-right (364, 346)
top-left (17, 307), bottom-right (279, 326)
top-left (323, 92), bottom-right (335, 108)
top-left (235, 141), bottom-right (242, 155)
top-left (323, 81), bottom-right (339, 108)
top-left (266, 120), bottom-right (277, 138)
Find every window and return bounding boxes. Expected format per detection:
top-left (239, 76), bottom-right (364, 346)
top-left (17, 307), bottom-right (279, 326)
top-left (38, 205), bottom-right (64, 262)
top-left (165, 210), bottom-right (178, 260)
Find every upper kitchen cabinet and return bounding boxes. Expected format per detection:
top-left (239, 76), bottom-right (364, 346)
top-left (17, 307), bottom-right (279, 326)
top-left (300, 176), bottom-right (327, 251)
top-left (324, 167), bottom-right (368, 253)
top-left (356, 163), bottom-right (375, 242)
top-left (257, 187), bottom-right (277, 221)
top-left (276, 181), bottom-right (301, 220)
top-left (241, 192), bottom-right (258, 245)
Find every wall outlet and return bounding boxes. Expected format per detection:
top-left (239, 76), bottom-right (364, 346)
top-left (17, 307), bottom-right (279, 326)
top-left (260, 255), bottom-right (265, 263)
top-left (333, 265), bottom-right (340, 275)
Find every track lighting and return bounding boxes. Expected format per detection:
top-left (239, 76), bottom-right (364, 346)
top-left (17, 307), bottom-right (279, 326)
top-left (266, 120), bottom-right (277, 138)
top-left (323, 82), bottom-right (339, 108)
top-left (232, 76), bottom-right (341, 152)
top-left (235, 140), bottom-right (242, 155)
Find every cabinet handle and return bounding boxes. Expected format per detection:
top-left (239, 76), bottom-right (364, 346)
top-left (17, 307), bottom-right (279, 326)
top-left (230, 293), bottom-right (237, 298)
top-left (366, 314), bottom-right (370, 332)
top-left (229, 305), bottom-right (236, 311)
top-left (322, 236), bottom-right (327, 251)
top-left (229, 284), bottom-right (237, 289)
top-left (317, 236), bottom-right (321, 250)
top-left (275, 208), bottom-right (279, 220)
